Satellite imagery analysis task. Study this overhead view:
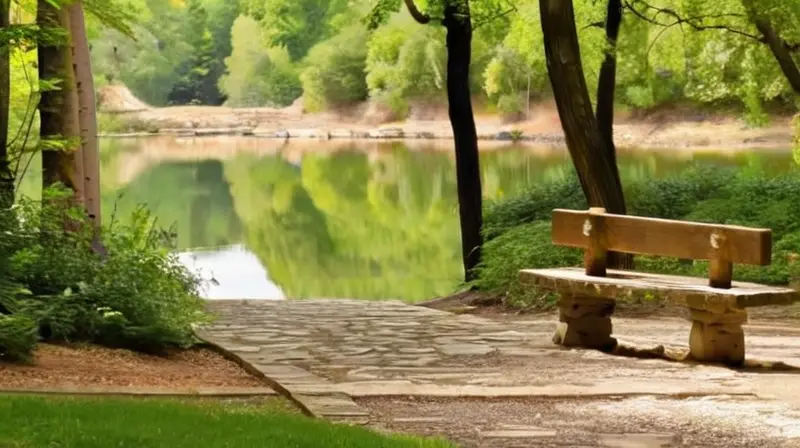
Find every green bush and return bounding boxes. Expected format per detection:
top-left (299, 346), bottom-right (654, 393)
top-left (483, 174), bottom-right (586, 240)
top-left (496, 94), bottom-right (524, 119)
top-left (300, 26), bottom-right (369, 112)
top-left (794, 114), bottom-right (800, 167)
top-left (365, 24), bottom-right (447, 118)
top-left (220, 16), bottom-right (302, 107)
top-left (474, 221), bottom-right (582, 293)
top-left (0, 315), bottom-right (38, 362)
top-left (0, 186), bottom-right (208, 360)
top-left (478, 168), bottom-right (800, 308)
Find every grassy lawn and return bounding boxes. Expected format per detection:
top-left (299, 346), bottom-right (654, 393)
top-left (0, 395), bottom-right (454, 448)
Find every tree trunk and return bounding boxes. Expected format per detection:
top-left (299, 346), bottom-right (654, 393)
top-left (68, 1), bottom-right (101, 227)
top-left (38, 0), bottom-right (84, 202)
top-left (754, 19), bottom-right (800, 94)
top-left (539, 0), bottom-right (626, 214)
top-left (0, 0), bottom-right (12, 207)
top-left (595, 0), bottom-right (633, 269)
top-left (443, 1), bottom-right (483, 283)
top-left (595, 0), bottom-right (622, 174)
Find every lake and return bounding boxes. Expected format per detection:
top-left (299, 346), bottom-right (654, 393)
top-left (29, 136), bottom-right (794, 301)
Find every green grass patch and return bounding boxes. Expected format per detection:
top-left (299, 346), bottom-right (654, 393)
top-left (0, 395), bottom-right (454, 448)
top-left (97, 113), bottom-right (159, 134)
top-left (476, 166), bottom-right (800, 310)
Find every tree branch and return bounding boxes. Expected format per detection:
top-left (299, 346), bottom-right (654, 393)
top-left (403, 0), bottom-right (430, 24)
top-left (624, 0), bottom-right (762, 42)
top-left (583, 20), bottom-right (605, 30)
top-left (473, 7), bottom-right (517, 31)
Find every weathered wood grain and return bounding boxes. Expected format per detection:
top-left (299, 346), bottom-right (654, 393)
top-left (552, 209), bottom-right (772, 265)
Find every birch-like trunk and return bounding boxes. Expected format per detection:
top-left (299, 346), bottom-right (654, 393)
top-left (68, 1), bottom-right (100, 226)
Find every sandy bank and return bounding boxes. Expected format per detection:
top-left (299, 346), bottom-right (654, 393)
top-left (99, 86), bottom-right (794, 150)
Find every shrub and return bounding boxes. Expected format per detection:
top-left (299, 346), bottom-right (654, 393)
top-left (0, 315), bottom-right (38, 362)
top-left (793, 114), bottom-right (800, 167)
top-left (300, 26), bottom-right (369, 112)
top-left (220, 16), bottom-right (302, 107)
top-left (0, 186), bottom-right (208, 360)
top-left (365, 24), bottom-right (446, 119)
top-left (478, 169), bottom-right (800, 308)
top-left (483, 174), bottom-right (585, 240)
top-left (496, 94), bottom-right (524, 121)
top-left (474, 221), bottom-right (582, 293)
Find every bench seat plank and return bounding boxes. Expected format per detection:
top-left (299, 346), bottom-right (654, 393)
top-left (521, 267), bottom-right (798, 312)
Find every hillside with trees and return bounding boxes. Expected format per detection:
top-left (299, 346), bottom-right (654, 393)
top-left (85, 0), bottom-right (798, 124)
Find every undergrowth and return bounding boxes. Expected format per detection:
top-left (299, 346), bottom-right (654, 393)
top-left (476, 165), bottom-right (800, 310)
top-left (0, 186), bottom-right (207, 362)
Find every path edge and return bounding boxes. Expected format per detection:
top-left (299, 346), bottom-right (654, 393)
top-left (196, 339), bottom-right (317, 418)
top-left (0, 387), bottom-right (276, 398)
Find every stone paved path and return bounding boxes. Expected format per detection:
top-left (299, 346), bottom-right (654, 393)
top-left (199, 299), bottom-right (800, 447)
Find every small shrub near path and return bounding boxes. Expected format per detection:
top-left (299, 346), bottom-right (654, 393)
top-left (0, 395), bottom-right (454, 448)
top-left (0, 186), bottom-right (209, 362)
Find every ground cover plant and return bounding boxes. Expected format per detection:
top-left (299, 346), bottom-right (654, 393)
top-left (476, 165), bottom-right (800, 309)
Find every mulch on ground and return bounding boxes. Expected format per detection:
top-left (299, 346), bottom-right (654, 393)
top-left (0, 343), bottom-right (267, 390)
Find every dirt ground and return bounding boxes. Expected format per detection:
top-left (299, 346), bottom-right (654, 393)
top-left (360, 394), bottom-right (800, 448)
top-left (357, 311), bottom-right (800, 447)
top-left (0, 343), bottom-right (268, 391)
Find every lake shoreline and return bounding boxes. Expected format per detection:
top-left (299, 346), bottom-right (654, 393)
top-left (99, 91), bottom-right (795, 152)
top-left (98, 115), bottom-right (795, 152)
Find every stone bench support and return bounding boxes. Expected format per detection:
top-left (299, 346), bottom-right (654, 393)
top-left (552, 294), bottom-right (617, 353)
top-left (523, 268), bottom-right (798, 366)
top-left (688, 309), bottom-right (747, 366)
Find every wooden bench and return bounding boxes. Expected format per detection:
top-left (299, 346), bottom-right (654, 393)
top-left (520, 208), bottom-right (799, 366)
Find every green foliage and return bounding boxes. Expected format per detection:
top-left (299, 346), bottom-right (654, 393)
top-left (0, 186), bottom-right (208, 359)
top-left (794, 114), bottom-right (800, 166)
top-left (483, 174), bottom-right (586, 240)
top-left (97, 112), bottom-right (158, 134)
top-left (82, 0), bottom-right (800, 116)
top-left (300, 26), bottom-right (369, 112)
top-left (483, 47), bottom-right (534, 107)
top-left (474, 220), bottom-right (582, 292)
top-left (496, 94), bottom-right (524, 118)
top-left (242, 0), bottom-right (351, 61)
top-left (478, 167), bottom-right (800, 307)
top-left (365, 21), bottom-right (446, 117)
top-left (0, 315), bottom-right (38, 363)
top-left (220, 16), bottom-right (301, 107)
top-left (89, 0), bottom-right (230, 106)
top-left (166, 0), bottom-right (226, 105)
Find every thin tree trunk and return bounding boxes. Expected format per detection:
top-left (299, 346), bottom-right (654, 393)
top-left (539, 0), bottom-right (626, 212)
top-left (68, 1), bottom-right (101, 227)
top-left (0, 0), bottom-right (12, 207)
top-left (443, 1), bottom-right (483, 283)
top-left (38, 0), bottom-right (84, 202)
top-left (754, 19), bottom-right (800, 94)
top-left (594, 0), bottom-right (632, 269)
top-left (596, 0), bottom-right (622, 173)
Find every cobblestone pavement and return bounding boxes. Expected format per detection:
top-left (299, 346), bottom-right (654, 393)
top-left (198, 299), bottom-right (800, 447)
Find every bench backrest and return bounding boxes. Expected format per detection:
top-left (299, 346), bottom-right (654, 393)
top-left (551, 208), bottom-right (772, 289)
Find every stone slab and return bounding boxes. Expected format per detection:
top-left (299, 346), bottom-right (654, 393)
top-left (521, 267), bottom-right (799, 310)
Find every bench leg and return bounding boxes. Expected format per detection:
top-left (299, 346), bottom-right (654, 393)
top-left (688, 309), bottom-right (747, 366)
top-left (553, 294), bottom-right (617, 352)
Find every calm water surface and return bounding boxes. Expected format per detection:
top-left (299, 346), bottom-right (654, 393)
top-left (64, 137), bottom-right (795, 301)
